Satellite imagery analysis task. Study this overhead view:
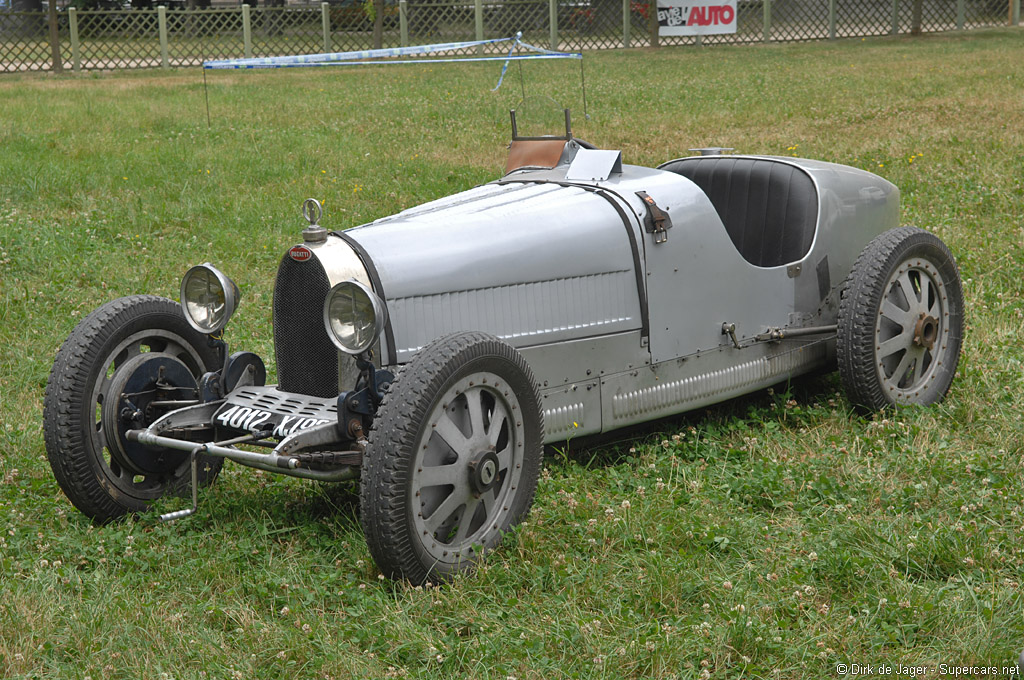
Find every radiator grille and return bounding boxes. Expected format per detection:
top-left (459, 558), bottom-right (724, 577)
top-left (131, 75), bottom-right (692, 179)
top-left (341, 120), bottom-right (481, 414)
top-left (272, 253), bottom-right (339, 398)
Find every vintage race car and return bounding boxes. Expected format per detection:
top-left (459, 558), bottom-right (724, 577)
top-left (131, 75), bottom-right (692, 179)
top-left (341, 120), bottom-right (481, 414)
top-left (43, 113), bottom-right (964, 583)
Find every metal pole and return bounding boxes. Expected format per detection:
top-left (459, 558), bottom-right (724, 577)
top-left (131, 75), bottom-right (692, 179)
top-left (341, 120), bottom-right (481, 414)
top-left (68, 6), bottom-right (80, 72)
top-left (891, 0), bottom-right (899, 34)
top-left (47, 0), bottom-right (63, 73)
top-left (762, 0), bottom-right (771, 42)
top-left (474, 0), bottom-right (483, 54)
top-left (956, 0), bottom-right (964, 29)
top-left (158, 6), bottom-right (169, 69)
top-left (242, 4), bottom-right (252, 59)
top-left (399, 0), bottom-right (408, 46)
top-left (321, 2), bottom-right (331, 52)
top-left (622, 0), bottom-right (630, 47)
top-left (549, 0), bottom-right (557, 51)
top-left (1012, 0), bottom-right (1020, 25)
top-left (159, 450), bottom-right (199, 522)
top-left (828, 0), bottom-right (836, 39)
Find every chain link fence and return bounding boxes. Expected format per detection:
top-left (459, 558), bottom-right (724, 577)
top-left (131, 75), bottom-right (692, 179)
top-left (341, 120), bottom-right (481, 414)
top-left (1, 0), bottom-right (1019, 73)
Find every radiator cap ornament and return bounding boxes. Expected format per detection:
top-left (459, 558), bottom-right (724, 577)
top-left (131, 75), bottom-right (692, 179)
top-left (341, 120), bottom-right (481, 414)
top-left (301, 198), bottom-right (327, 244)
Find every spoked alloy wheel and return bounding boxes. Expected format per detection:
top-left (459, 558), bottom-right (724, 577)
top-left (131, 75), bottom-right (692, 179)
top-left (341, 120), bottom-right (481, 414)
top-left (360, 331), bottom-right (543, 584)
top-left (838, 227), bottom-right (964, 409)
top-left (410, 371), bottom-right (525, 563)
top-left (44, 295), bottom-right (223, 521)
top-left (873, 262), bottom-right (947, 396)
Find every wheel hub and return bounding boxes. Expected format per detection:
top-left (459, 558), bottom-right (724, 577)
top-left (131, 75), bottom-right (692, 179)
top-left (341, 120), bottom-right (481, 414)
top-left (913, 313), bottom-right (938, 349)
top-left (467, 448), bottom-right (500, 495)
top-left (102, 353), bottom-right (199, 475)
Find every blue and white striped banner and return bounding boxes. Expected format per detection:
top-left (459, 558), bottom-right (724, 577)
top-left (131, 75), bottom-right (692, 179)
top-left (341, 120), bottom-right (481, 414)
top-left (206, 53), bottom-right (581, 70)
top-left (202, 33), bottom-right (581, 90)
top-left (203, 36), bottom-right (514, 69)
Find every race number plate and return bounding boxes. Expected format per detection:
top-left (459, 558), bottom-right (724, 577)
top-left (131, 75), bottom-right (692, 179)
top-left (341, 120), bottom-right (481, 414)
top-left (213, 402), bottom-right (331, 438)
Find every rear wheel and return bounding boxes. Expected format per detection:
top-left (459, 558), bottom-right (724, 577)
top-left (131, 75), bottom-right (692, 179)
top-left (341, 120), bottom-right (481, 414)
top-left (838, 227), bottom-right (964, 409)
top-left (360, 331), bottom-right (543, 584)
top-left (43, 295), bottom-right (223, 522)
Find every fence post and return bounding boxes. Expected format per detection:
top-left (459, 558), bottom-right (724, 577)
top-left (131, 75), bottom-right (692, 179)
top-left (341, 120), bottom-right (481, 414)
top-left (399, 0), bottom-right (408, 46)
top-left (549, 0), bottom-right (558, 50)
top-left (47, 0), bottom-right (63, 73)
top-left (828, 0), bottom-right (836, 39)
top-left (158, 6), bottom-right (169, 69)
top-left (1014, 0), bottom-right (1021, 25)
top-left (474, 0), bottom-right (483, 54)
top-left (242, 4), bottom-right (252, 59)
top-left (762, 0), bottom-right (771, 42)
top-left (68, 7), bottom-right (81, 72)
top-left (321, 2), bottom-right (331, 52)
top-left (891, 0), bottom-right (899, 34)
top-left (622, 0), bottom-right (630, 47)
top-left (648, 0), bottom-right (658, 46)
top-left (956, 0), bottom-right (964, 28)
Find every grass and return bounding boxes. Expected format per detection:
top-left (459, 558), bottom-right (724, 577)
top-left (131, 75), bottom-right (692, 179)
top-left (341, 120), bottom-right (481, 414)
top-left (2, 28), bottom-right (1024, 679)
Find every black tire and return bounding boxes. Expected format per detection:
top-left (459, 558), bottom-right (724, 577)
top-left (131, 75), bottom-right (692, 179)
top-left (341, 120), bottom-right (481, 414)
top-left (360, 331), bottom-right (544, 584)
top-left (43, 295), bottom-right (223, 522)
top-left (838, 227), bottom-right (964, 410)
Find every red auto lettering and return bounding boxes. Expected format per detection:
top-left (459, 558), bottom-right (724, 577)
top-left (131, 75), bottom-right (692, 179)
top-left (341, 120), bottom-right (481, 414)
top-left (688, 5), bottom-right (704, 25)
top-left (721, 5), bottom-right (734, 23)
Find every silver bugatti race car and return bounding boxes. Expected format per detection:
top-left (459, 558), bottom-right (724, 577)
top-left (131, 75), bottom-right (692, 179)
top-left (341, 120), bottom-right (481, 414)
top-left (43, 112), bottom-right (964, 583)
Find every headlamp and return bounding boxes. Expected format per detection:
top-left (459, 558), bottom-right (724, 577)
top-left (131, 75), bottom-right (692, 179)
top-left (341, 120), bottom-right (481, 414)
top-left (323, 280), bottom-right (387, 355)
top-left (179, 263), bottom-right (240, 335)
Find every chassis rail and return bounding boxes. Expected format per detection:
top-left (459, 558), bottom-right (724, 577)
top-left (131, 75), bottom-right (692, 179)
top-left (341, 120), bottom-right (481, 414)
top-left (126, 430), bottom-right (358, 482)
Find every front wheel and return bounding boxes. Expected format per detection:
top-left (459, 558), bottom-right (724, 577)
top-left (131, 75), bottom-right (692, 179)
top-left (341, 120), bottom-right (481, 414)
top-left (43, 295), bottom-right (223, 522)
top-left (360, 331), bottom-right (544, 584)
top-left (837, 227), bottom-right (964, 409)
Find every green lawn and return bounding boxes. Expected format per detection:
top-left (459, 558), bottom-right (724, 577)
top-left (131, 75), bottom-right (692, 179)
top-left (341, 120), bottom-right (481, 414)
top-left (1, 28), bottom-right (1023, 679)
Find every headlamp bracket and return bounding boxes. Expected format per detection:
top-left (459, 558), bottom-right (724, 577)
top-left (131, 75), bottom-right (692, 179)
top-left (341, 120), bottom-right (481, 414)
top-left (337, 351), bottom-right (394, 437)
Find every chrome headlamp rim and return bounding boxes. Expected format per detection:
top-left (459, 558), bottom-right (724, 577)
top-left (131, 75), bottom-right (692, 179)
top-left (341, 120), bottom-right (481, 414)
top-left (323, 279), bottom-right (387, 355)
top-left (179, 263), bottom-right (240, 335)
